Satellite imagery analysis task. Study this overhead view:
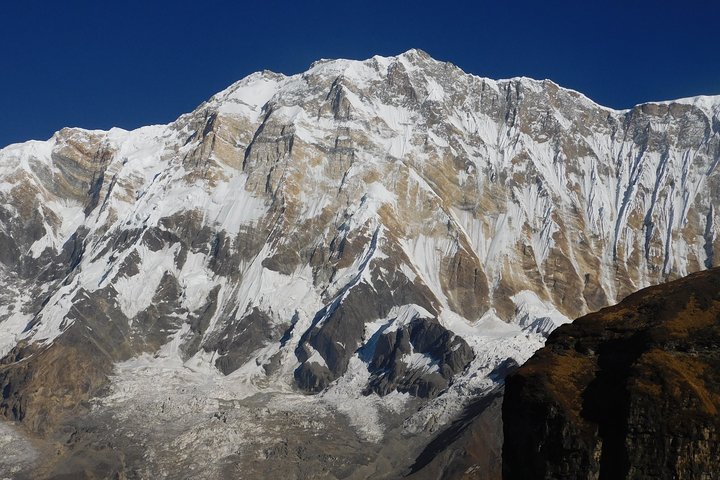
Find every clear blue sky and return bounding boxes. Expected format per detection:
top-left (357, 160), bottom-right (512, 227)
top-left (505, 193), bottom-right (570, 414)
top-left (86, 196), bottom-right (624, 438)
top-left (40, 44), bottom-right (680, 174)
top-left (2, 0), bottom-right (718, 147)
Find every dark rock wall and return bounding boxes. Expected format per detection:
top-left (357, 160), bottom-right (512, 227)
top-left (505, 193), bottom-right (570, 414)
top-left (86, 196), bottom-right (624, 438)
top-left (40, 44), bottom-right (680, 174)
top-left (502, 267), bottom-right (720, 480)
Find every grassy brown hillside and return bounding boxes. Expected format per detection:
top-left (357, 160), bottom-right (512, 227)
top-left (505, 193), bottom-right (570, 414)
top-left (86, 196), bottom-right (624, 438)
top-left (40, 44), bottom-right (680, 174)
top-left (503, 267), bottom-right (720, 479)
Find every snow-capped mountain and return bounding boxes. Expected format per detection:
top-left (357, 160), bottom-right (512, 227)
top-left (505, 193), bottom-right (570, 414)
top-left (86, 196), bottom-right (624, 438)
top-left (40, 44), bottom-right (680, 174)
top-left (0, 49), bottom-right (718, 477)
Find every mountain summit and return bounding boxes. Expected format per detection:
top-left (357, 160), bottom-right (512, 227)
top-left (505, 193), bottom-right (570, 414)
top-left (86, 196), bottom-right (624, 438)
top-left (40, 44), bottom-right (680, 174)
top-left (0, 50), bottom-right (718, 477)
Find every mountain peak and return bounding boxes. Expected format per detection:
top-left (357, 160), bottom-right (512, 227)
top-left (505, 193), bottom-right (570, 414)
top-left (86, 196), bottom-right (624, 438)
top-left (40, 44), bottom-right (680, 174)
top-left (0, 49), bottom-right (718, 478)
top-left (396, 47), bottom-right (432, 61)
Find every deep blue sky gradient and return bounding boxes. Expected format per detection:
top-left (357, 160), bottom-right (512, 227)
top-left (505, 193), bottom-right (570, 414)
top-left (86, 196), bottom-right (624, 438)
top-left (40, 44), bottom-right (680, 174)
top-left (2, 0), bottom-right (719, 147)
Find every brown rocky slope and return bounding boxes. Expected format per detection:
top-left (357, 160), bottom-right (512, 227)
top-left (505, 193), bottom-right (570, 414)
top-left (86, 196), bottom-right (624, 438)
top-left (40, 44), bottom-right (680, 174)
top-left (502, 267), bottom-right (720, 479)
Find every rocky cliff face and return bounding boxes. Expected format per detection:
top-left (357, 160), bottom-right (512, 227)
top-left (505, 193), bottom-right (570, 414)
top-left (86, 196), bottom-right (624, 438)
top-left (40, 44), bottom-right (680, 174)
top-left (503, 267), bottom-right (720, 480)
top-left (0, 49), bottom-right (718, 477)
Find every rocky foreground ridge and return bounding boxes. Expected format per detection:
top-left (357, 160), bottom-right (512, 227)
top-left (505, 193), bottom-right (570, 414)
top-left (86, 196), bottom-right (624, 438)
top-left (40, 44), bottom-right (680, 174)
top-left (503, 267), bottom-right (720, 479)
top-left (0, 49), bottom-right (718, 477)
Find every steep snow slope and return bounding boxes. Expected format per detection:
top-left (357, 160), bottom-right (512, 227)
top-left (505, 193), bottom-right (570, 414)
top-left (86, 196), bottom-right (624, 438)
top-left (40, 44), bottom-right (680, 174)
top-left (0, 49), bottom-right (718, 476)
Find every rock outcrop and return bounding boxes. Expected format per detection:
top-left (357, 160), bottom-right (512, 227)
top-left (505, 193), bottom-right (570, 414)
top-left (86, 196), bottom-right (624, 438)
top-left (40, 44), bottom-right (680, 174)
top-left (503, 267), bottom-right (720, 479)
top-left (362, 308), bottom-right (475, 398)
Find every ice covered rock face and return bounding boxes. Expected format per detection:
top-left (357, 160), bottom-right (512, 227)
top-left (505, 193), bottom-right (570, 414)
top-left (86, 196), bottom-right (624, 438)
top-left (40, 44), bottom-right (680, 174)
top-left (0, 49), bottom-right (718, 474)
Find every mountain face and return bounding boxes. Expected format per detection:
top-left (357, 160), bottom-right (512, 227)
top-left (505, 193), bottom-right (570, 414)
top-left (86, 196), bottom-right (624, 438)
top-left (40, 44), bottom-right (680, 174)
top-left (0, 49), bottom-right (718, 477)
top-left (503, 267), bottom-right (720, 480)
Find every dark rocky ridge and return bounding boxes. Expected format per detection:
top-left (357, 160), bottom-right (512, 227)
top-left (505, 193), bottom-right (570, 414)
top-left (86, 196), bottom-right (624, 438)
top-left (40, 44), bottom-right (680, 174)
top-left (502, 267), bottom-right (720, 479)
top-left (363, 315), bottom-right (475, 398)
